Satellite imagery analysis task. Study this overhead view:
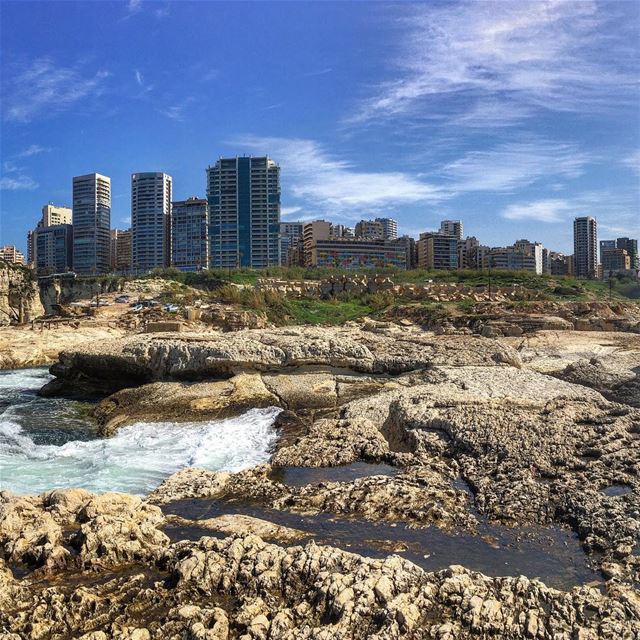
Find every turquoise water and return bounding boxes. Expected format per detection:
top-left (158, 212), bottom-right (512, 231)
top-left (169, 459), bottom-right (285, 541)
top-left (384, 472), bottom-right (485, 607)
top-left (0, 368), bottom-right (280, 496)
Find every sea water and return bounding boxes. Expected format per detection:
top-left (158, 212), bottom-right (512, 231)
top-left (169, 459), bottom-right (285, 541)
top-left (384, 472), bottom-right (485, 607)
top-left (0, 368), bottom-right (280, 496)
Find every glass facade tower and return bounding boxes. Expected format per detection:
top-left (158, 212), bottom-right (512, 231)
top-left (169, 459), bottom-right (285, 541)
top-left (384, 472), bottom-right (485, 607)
top-left (206, 156), bottom-right (280, 268)
top-left (72, 173), bottom-right (111, 274)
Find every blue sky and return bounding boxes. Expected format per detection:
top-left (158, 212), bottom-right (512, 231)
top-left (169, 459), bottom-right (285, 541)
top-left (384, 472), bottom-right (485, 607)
top-left (1, 0), bottom-right (639, 255)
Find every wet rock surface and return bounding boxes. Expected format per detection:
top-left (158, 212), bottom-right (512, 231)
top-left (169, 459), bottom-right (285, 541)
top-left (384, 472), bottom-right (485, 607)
top-left (1, 523), bottom-right (638, 639)
top-left (3, 325), bottom-right (640, 637)
top-left (149, 463), bottom-right (477, 532)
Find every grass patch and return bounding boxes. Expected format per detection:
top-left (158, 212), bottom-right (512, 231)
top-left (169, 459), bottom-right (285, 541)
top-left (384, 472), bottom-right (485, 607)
top-left (282, 299), bottom-right (373, 325)
top-left (141, 266), bottom-right (640, 302)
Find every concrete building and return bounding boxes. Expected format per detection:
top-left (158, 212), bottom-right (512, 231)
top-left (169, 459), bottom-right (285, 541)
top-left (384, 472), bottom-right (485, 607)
top-left (616, 237), bottom-right (638, 270)
top-left (457, 236), bottom-right (480, 269)
top-left (355, 219), bottom-right (385, 240)
top-left (392, 235), bottom-right (416, 269)
top-left (573, 216), bottom-right (598, 279)
top-left (27, 203), bottom-right (73, 267)
top-left (548, 251), bottom-right (570, 276)
top-left (72, 173), bottom-right (111, 274)
top-left (513, 239), bottom-right (544, 274)
top-left (207, 156), bottom-right (280, 268)
top-left (26, 231), bottom-right (35, 266)
top-left (331, 224), bottom-right (354, 239)
top-left (131, 172), bottom-right (172, 272)
top-left (110, 229), bottom-right (132, 272)
top-left (302, 220), bottom-right (332, 266)
top-left (376, 218), bottom-right (398, 240)
top-left (467, 243), bottom-right (491, 270)
top-left (0, 245), bottom-right (26, 265)
top-left (279, 221), bottom-right (304, 266)
top-left (417, 232), bottom-right (458, 270)
top-left (487, 246), bottom-right (538, 272)
top-left (601, 248), bottom-right (630, 276)
top-left (171, 197), bottom-right (209, 271)
top-left (307, 238), bottom-right (407, 270)
top-left (600, 240), bottom-right (616, 257)
top-left (33, 225), bottom-right (73, 274)
top-left (440, 220), bottom-right (463, 240)
top-left (41, 203), bottom-right (72, 227)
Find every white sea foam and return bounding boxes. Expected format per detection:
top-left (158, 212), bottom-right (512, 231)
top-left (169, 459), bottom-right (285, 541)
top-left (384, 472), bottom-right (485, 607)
top-left (0, 407), bottom-right (281, 496)
top-left (0, 366), bottom-right (51, 392)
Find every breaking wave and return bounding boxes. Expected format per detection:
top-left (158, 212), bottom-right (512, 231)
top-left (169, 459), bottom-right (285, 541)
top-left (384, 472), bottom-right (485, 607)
top-left (0, 368), bottom-right (280, 496)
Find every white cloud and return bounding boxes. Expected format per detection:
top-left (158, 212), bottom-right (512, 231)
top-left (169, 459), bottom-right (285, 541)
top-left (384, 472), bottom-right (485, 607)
top-left (134, 69), bottom-right (153, 92)
top-left (155, 4), bottom-right (170, 18)
top-left (301, 67), bottom-right (333, 78)
top-left (0, 175), bottom-right (38, 191)
top-left (502, 199), bottom-right (573, 222)
top-left (621, 151), bottom-right (640, 175)
top-left (16, 144), bottom-right (51, 158)
top-left (233, 135), bottom-right (443, 213)
top-left (281, 206), bottom-right (302, 217)
top-left (127, 0), bottom-right (142, 15)
top-left (157, 104), bottom-right (185, 121)
top-left (351, 1), bottom-right (638, 126)
top-left (3, 58), bottom-right (109, 123)
top-left (1, 155), bottom-right (39, 191)
top-left (2, 161), bottom-right (20, 173)
top-left (502, 192), bottom-right (640, 237)
top-left (442, 140), bottom-right (590, 192)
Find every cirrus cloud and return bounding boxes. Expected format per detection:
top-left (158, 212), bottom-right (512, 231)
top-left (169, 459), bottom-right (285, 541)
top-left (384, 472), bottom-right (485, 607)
top-left (232, 135), bottom-right (444, 214)
top-left (351, 1), bottom-right (639, 127)
top-left (3, 58), bottom-right (110, 123)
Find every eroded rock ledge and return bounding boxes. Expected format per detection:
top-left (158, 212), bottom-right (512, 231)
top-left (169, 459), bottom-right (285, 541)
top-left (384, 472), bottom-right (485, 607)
top-left (145, 362), bottom-right (639, 587)
top-left (1, 488), bottom-right (639, 639)
top-left (6, 324), bottom-right (639, 637)
top-left (40, 325), bottom-right (522, 398)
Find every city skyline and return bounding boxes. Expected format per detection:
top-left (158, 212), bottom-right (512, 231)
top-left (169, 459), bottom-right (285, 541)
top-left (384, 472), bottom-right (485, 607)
top-left (1, 1), bottom-right (639, 255)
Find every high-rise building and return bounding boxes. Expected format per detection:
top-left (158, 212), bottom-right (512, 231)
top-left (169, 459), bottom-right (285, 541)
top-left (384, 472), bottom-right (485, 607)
top-left (302, 220), bottom-right (332, 266)
top-left (27, 230), bottom-right (35, 266)
top-left (72, 173), bottom-right (111, 274)
top-left (131, 172), bottom-right (172, 272)
top-left (110, 229), bottom-right (133, 272)
top-left (355, 219), bottom-right (385, 240)
top-left (33, 225), bottom-right (73, 274)
top-left (41, 203), bottom-right (72, 227)
top-left (600, 240), bottom-right (616, 258)
top-left (207, 156), bottom-right (280, 268)
top-left (440, 220), bottom-right (463, 240)
top-left (171, 197), bottom-right (209, 271)
top-left (601, 248), bottom-right (630, 276)
top-left (616, 237), bottom-right (638, 270)
top-left (573, 216), bottom-right (598, 279)
top-left (280, 221), bottom-right (304, 266)
top-left (457, 236), bottom-right (479, 269)
top-left (392, 235), bottom-right (416, 269)
top-left (27, 203), bottom-right (73, 267)
top-left (487, 246), bottom-right (539, 272)
top-left (0, 245), bottom-right (26, 265)
top-left (548, 251), bottom-right (570, 276)
top-left (375, 218), bottom-right (398, 240)
top-left (513, 239), bottom-right (544, 274)
top-left (417, 232), bottom-right (458, 270)
top-left (330, 224), bottom-right (354, 239)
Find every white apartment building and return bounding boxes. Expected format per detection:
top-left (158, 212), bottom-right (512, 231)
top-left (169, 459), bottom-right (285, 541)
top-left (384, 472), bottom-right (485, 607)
top-left (131, 172), bottom-right (172, 272)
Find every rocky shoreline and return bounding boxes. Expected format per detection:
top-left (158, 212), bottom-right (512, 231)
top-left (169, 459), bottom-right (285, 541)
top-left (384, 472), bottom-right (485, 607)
top-left (1, 323), bottom-right (639, 637)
